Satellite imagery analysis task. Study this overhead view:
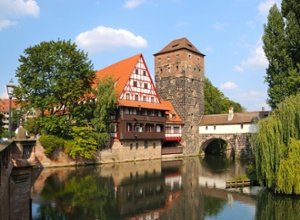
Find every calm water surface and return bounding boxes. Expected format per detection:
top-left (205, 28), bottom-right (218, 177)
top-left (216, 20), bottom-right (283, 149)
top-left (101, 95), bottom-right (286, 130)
top-left (9, 156), bottom-right (300, 220)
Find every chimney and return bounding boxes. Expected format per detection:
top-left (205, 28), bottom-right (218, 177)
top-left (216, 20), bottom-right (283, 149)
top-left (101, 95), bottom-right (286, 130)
top-left (228, 107), bottom-right (234, 121)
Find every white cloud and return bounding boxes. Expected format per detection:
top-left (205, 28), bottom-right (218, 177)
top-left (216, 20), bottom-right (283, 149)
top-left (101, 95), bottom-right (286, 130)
top-left (0, 19), bottom-right (16, 30)
top-left (124, 0), bottom-right (146, 9)
top-left (203, 47), bottom-right (213, 53)
top-left (0, 0), bottom-right (40, 17)
top-left (233, 65), bottom-right (244, 73)
top-left (75, 26), bottom-right (148, 53)
top-left (213, 22), bottom-right (229, 30)
top-left (0, 0), bottom-right (40, 31)
top-left (220, 81), bottom-right (237, 90)
top-left (258, 0), bottom-right (280, 15)
top-left (234, 40), bottom-right (268, 73)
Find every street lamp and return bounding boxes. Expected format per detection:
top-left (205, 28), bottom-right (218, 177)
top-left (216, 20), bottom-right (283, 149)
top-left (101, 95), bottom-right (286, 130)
top-left (6, 79), bottom-right (15, 139)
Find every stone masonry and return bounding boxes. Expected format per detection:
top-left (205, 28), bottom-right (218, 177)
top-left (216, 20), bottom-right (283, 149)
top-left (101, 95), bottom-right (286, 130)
top-left (154, 38), bottom-right (205, 155)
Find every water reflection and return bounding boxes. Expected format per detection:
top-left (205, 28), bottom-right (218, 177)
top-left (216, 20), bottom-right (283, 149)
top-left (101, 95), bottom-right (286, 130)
top-left (4, 156), bottom-right (300, 219)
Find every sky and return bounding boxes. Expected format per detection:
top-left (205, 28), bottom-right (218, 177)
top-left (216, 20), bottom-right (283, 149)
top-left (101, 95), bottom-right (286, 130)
top-left (0, 0), bottom-right (282, 111)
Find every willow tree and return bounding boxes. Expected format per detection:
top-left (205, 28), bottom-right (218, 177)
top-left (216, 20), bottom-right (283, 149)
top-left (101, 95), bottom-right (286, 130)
top-left (252, 94), bottom-right (300, 194)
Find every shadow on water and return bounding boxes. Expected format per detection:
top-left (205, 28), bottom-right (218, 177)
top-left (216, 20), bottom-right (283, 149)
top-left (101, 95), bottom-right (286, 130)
top-left (3, 157), bottom-right (300, 220)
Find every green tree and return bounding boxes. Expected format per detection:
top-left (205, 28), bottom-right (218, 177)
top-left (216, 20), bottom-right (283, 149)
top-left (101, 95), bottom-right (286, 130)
top-left (92, 76), bottom-right (117, 148)
top-left (252, 94), bottom-right (300, 194)
top-left (204, 78), bottom-right (244, 114)
top-left (15, 39), bottom-right (95, 118)
top-left (263, 1), bottom-right (300, 108)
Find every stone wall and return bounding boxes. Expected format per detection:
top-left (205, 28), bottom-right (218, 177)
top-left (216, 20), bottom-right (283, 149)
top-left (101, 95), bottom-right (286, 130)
top-left (100, 140), bottom-right (162, 163)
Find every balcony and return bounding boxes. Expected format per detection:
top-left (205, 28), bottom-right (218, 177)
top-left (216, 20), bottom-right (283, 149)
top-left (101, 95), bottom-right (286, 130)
top-left (119, 131), bottom-right (165, 140)
top-left (165, 133), bottom-right (182, 142)
top-left (121, 114), bottom-right (166, 123)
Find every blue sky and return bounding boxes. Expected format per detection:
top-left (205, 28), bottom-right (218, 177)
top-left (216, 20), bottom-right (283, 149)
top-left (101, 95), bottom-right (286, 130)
top-left (0, 0), bottom-right (281, 111)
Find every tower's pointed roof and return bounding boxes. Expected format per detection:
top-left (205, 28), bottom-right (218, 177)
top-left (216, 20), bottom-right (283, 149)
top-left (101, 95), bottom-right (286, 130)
top-left (154, 37), bottom-right (205, 56)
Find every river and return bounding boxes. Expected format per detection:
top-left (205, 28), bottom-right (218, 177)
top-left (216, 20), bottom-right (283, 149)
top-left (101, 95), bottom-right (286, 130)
top-left (4, 156), bottom-right (300, 220)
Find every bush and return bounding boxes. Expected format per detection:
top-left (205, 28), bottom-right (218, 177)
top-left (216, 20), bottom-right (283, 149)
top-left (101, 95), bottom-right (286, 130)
top-left (39, 134), bottom-right (65, 157)
top-left (64, 126), bottom-right (97, 159)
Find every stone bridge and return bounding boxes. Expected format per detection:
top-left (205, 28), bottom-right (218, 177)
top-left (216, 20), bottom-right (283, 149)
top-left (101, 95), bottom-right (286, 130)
top-left (198, 133), bottom-right (251, 158)
top-left (194, 111), bottom-right (270, 158)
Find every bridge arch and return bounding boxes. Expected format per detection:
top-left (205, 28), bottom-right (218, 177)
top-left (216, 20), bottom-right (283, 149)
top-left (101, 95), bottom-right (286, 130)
top-left (199, 134), bottom-right (237, 158)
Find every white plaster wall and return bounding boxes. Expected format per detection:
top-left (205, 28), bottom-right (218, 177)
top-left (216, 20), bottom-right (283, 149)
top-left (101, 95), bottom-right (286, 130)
top-left (199, 123), bottom-right (257, 134)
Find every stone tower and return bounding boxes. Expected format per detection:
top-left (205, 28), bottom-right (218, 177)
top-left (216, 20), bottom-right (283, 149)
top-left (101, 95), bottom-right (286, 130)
top-left (154, 37), bottom-right (205, 154)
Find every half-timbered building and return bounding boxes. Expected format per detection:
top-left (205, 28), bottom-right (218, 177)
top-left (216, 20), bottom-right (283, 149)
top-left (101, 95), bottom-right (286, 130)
top-left (94, 54), bottom-right (183, 162)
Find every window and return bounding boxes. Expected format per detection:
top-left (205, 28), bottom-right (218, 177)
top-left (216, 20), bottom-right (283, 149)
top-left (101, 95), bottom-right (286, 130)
top-left (205, 126), bottom-right (208, 130)
top-left (143, 96), bottom-right (147, 102)
top-left (213, 125), bottom-right (216, 130)
top-left (143, 70), bottom-right (146, 76)
top-left (151, 97), bottom-right (154, 103)
top-left (126, 93), bottom-right (130, 100)
top-left (144, 83), bottom-right (148, 89)
top-left (165, 126), bottom-right (171, 134)
top-left (125, 108), bottom-right (129, 114)
top-left (130, 143), bottom-right (133, 150)
top-left (241, 124), bottom-right (244, 129)
top-left (127, 123), bottom-right (132, 132)
top-left (135, 69), bottom-right (138, 74)
top-left (174, 126), bottom-right (180, 133)
top-left (135, 95), bottom-right (139, 101)
top-left (133, 81), bottom-right (137, 87)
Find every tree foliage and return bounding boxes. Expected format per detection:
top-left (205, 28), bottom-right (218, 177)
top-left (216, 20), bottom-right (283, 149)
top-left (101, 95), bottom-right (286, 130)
top-left (252, 94), bottom-right (300, 194)
top-left (15, 39), bottom-right (95, 117)
top-left (92, 76), bottom-right (117, 148)
top-left (64, 126), bottom-right (98, 159)
top-left (204, 78), bottom-right (244, 114)
top-left (263, 1), bottom-right (300, 108)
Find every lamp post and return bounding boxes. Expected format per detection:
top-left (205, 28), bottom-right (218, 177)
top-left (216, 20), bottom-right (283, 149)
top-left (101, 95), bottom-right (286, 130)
top-left (6, 79), bottom-right (15, 139)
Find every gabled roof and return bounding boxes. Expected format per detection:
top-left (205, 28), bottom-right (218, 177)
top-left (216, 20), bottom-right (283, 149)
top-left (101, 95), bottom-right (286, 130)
top-left (94, 53), bottom-right (141, 97)
top-left (154, 37), bottom-right (205, 56)
top-left (162, 100), bottom-right (183, 124)
top-left (199, 111), bottom-right (270, 126)
top-left (94, 54), bottom-right (169, 111)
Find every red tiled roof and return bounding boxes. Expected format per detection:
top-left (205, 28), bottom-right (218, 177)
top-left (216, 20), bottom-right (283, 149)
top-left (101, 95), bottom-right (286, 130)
top-left (94, 53), bottom-right (141, 97)
top-left (154, 37), bottom-right (205, 56)
top-left (161, 100), bottom-right (183, 124)
top-left (118, 99), bottom-right (169, 111)
top-left (0, 99), bottom-right (18, 113)
top-left (199, 111), bottom-right (270, 126)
